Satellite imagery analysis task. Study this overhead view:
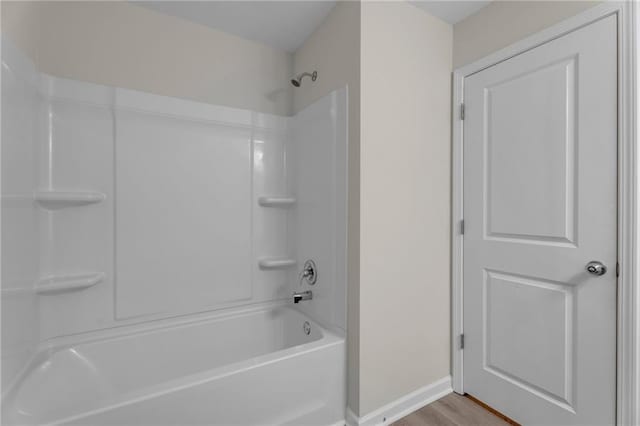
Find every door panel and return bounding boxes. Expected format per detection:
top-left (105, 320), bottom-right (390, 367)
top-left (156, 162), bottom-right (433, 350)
top-left (484, 271), bottom-right (575, 408)
top-left (463, 15), bottom-right (617, 425)
top-left (485, 56), bottom-right (576, 245)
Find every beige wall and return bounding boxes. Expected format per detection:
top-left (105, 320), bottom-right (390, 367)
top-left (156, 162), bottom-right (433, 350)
top-left (1, 1), bottom-right (293, 115)
top-left (454, 1), bottom-right (602, 68)
top-left (293, 1), bottom-right (362, 414)
top-left (359, 1), bottom-right (452, 416)
top-left (0, 1), bottom-right (40, 63)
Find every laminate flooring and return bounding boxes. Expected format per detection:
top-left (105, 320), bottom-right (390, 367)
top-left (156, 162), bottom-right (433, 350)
top-left (392, 393), bottom-right (516, 426)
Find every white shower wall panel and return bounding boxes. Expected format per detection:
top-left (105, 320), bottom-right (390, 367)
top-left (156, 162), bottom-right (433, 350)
top-left (292, 88), bottom-right (348, 331)
top-left (115, 109), bottom-right (252, 318)
top-left (38, 83), bottom-right (116, 339)
top-left (1, 37), bottom-right (40, 389)
top-left (252, 124), bottom-right (295, 297)
top-left (37, 76), bottom-right (293, 339)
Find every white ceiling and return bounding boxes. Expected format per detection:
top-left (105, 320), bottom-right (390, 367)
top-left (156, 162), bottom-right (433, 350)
top-left (411, 1), bottom-right (492, 24)
top-left (135, 1), bottom-right (490, 53)
top-left (134, 1), bottom-right (337, 53)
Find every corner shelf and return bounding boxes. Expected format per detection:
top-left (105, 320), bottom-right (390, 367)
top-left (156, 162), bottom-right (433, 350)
top-left (258, 258), bottom-right (297, 270)
top-left (36, 272), bottom-right (104, 295)
top-left (35, 191), bottom-right (106, 210)
top-left (258, 196), bottom-right (296, 208)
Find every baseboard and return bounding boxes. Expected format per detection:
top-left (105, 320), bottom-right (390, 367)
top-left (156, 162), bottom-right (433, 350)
top-left (346, 375), bottom-right (452, 426)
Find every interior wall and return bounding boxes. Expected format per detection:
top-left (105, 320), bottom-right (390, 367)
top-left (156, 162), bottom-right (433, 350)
top-left (1, 1), bottom-right (293, 116)
top-left (453, 0), bottom-right (602, 68)
top-left (292, 0), bottom-right (362, 414)
top-left (358, 1), bottom-right (452, 416)
top-left (0, 1), bottom-right (40, 63)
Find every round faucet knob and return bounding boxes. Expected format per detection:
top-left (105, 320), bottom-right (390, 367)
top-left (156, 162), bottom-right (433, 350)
top-left (300, 260), bottom-right (317, 285)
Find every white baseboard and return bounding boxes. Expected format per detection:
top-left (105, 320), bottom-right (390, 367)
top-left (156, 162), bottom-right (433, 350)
top-left (346, 375), bottom-right (452, 426)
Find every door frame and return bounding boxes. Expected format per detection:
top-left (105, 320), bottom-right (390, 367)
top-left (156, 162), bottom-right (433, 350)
top-left (450, 2), bottom-right (638, 425)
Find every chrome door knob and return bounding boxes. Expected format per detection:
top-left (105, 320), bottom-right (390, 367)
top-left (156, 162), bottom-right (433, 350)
top-left (586, 261), bottom-right (607, 276)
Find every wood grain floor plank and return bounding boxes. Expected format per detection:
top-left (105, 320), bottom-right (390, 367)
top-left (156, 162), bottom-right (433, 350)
top-left (392, 393), bottom-right (511, 426)
top-left (433, 394), bottom-right (510, 425)
top-left (411, 405), bottom-right (459, 426)
top-left (393, 410), bottom-right (455, 426)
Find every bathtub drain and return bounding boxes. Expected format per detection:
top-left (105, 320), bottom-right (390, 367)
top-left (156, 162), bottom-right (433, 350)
top-left (303, 321), bottom-right (311, 335)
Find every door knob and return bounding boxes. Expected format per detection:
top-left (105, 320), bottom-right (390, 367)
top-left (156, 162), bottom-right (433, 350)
top-left (586, 261), bottom-right (607, 276)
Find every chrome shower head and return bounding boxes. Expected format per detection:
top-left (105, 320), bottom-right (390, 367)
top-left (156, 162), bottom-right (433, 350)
top-left (291, 71), bottom-right (317, 87)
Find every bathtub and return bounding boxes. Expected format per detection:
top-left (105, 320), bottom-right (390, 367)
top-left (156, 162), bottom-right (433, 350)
top-left (2, 305), bottom-right (346, 425)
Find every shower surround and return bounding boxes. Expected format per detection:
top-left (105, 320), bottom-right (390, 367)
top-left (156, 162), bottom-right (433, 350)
top-left (1, 38), bottom-right (347, 425)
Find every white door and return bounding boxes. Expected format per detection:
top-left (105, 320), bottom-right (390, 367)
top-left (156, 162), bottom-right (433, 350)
top-left (463, 15), bottom-right (617, 425)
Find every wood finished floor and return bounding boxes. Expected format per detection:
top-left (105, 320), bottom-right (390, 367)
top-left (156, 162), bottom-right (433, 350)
top-left (392, 393), bottom-right (512, 426)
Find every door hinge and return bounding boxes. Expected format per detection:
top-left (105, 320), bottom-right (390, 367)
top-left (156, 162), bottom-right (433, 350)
top-left (460, 334), bottom-right (465, 350)
top-left (616, 262), bottom-right (620, 278)
top-left (460, 103), bottom-right (465, 120)
top-left (460, 219), bottom-right (465, 235)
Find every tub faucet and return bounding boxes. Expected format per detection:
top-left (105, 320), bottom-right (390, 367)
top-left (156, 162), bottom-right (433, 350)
top-left (293, 290), bottom-right (313, 304)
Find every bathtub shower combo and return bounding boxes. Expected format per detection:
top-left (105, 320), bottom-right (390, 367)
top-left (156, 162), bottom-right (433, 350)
top-left (1, 38), bottom-right (348, 425)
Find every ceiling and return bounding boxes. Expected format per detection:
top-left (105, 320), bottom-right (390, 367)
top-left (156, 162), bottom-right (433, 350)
top-left (134, 1), bottom-right (337, 53)
top-left (134, 1), bottom-right (490, 53)
top-left (411, 1), bottom-right (492, 24)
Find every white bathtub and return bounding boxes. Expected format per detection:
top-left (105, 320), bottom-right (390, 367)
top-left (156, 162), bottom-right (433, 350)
top-left (2, 305), bottom-right (346, 425)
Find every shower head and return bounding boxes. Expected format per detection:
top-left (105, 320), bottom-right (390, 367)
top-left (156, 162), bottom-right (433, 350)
top-left (291, 71), bottom-right (317, 88)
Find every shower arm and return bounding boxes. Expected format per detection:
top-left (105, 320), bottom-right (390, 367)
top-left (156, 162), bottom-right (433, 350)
top-left (298, 72), bottom-right (315, 80)
top-left (291, 71), bottom-right (318, 87)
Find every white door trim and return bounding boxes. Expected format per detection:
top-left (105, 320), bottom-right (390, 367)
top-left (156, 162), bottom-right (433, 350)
top-left (450, 2), bottom-right (639, 425)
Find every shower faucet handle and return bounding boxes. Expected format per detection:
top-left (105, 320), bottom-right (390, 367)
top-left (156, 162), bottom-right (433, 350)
top-left (299, 260), bottom-right (317, 285)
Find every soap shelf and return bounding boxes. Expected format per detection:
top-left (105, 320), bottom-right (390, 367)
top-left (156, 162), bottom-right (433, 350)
top-left (36, 272), bottom-right (104, 295)
top-left (35, 191), bottom-right (106, 210)
top-left (258, 258), bottom-right (297, 270)
top-left (258, 196), bottom-right (296, 208)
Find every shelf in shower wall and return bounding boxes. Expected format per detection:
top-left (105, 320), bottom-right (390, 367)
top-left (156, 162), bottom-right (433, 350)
top-left (35, 191), bottom-right (106, 210)
top-left (258, 258), bottom-right (297, 270)
top-left (257, 196), bottom-right (296, 208)
top-left (36, 272), bottom-right (105, 295)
